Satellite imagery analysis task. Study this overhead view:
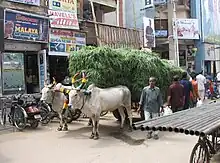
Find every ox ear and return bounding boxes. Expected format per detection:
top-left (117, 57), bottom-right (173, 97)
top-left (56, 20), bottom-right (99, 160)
top-left (44, 80), bottom-right (48, 87)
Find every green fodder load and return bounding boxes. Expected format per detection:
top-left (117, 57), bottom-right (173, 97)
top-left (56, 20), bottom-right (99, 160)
top-left (69, 46), bottom-right (183, 101)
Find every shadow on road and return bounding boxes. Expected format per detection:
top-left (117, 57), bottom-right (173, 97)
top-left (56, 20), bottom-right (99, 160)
top-left (61, 123), bottom-right (146, 147)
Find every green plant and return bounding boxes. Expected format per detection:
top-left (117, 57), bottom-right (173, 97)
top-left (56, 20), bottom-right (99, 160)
top-left (69, 46), bottom-right (183, 101)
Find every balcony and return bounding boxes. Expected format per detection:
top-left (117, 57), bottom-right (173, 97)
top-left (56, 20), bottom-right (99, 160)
top-left (81, 20), bottom-right (143, 49)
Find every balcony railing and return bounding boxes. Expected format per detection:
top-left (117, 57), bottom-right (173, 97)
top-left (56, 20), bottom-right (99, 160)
top-left (82, 20), bottom-right (143, 49)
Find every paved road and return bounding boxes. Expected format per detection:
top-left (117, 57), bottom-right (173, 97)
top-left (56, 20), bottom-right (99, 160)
top-left (0, 113), bottom-right (199, 163)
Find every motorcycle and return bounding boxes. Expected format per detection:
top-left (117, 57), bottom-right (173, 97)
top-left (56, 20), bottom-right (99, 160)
top-left (8, 92), bottom-right (42, 131)
top-left (34, 96), bottom-right (81, 125)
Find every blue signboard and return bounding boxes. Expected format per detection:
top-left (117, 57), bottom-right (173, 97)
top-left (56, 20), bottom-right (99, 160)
top-left (4, 10), bottom-right (49, 43)
top-left (155, 30), bottom-right (168, 38)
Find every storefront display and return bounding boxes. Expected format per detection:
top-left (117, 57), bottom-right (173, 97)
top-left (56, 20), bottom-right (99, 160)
top-left (2, 53), bottom-right (25, 92)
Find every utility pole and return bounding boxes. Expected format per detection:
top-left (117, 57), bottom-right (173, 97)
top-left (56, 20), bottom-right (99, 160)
top-left (172, 0), bottom-right (179, 67)
top-left (168, 0), bottom-right (179, 67)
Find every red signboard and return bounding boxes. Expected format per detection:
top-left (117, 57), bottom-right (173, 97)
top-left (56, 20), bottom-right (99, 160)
top-left (48, 10), bottom-right (79, 30)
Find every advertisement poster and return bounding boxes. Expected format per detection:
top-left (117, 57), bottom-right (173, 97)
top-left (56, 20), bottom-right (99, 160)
top-left (4, 10), bottom-right (49, 43)
top-left (38, 50), bottom-right (47, 91)
top-left (175, 19), bottom-right (200, 40)
top-left (48, 10), bottom-right (79, 30)
top-left (143, 17), bottom-right (155, 48)
top-left (49, 29), bottom-right (86, 56)
top-left (2, 53), bottom-right (25, 92)
top-left (49, 0), bottom-right (77, 13)
top-left (202, 0), bottom-right (220, 43)
top-left (7, 0), bottom-right (40, 6)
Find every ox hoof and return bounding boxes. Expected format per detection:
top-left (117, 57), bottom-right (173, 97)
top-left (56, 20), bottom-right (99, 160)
top-left (119, 127), bottom-right (124, 132)
top-left (93, 135), bottom-right (99, 140)
top-left (57, 127), bottom-right (62, 131)
top-left (90, 133), bottom-right (95, 139)
top-left (63, 126), bottom-right (68, 131)
top-left (87, 122), bottom-right (92, 126)
top-left (128, 126), bottom-right (133, 132)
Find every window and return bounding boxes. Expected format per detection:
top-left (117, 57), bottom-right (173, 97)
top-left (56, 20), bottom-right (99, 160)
top-left (155, 19), bottom-right (168, 30)
top-left (177, 0), bottom-right (184, 5)
top-left (145, 0), bottom-right (153, 6)
top-left (154, 19), bottom-right (168, 37)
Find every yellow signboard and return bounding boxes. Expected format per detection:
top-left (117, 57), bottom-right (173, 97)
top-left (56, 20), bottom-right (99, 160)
top-left (49, 0), bottom-right (77, 13)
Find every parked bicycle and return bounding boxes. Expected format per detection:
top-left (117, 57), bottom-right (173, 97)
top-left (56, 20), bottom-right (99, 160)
top-left (8, 90), bottom-right (42, 131)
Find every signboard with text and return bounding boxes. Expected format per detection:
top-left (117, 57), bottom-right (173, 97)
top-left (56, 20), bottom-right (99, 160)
top-left (48, 10), bottom-right (79, 30)
top-left (4, 10), bottom-right (49, 43)
top-left (49, 29), bottom-right (86, 56)
top-left (49, 0), bottom-right (77, 13)
top-left (175, 18), bottom-right (200, 40)
top-left (7, 0), bottom-right (40, 6)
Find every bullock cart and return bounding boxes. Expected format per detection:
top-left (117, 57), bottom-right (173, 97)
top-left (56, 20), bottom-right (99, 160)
top-left (133, 101), bottom-right (220, 163)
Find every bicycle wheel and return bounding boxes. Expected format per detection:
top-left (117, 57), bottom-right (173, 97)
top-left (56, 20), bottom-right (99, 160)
top-left (190, 141), bottom-right (210, 163)
top-left (38, 103), bottom-right (51, 125)
top-left (13, 106), bottom-right (27, 131)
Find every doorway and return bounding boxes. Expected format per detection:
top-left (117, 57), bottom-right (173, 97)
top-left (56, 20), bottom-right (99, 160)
top-left (49, 56), bottom-right (69, 83)
top-left (24, 52), bottom-right (39, 93)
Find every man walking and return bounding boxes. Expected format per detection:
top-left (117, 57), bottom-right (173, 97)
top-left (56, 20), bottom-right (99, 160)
top-left (196, 71), bottom-right (206, 101)
top-left (190, 74), bottom-right (200, 108)
top-left (167, 75), bottom-right (185, 112)
top-left (137, 77), bottom-right (163, 140)
top-left (180, 71), bottom-right (193, 110)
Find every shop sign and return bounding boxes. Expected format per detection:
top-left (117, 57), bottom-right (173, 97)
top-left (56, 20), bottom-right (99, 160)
top-left (174, 18), bottom-right (200, 40)
top-left (7, 0), bottom-right (40, 6)
top-left (4, 10), bottom-right (49, 43)
top-left (155, 30), bottom-right (168, 38)
top-left (49, 0), bottom-right (77, 13)
top-left (48, 10), bottom-right (79, 30)
top-left (49, 29), bottom-right (86, 56)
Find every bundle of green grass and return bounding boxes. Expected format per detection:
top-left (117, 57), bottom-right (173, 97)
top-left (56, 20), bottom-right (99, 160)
top-left (69, 46), bottom-right (183, 101)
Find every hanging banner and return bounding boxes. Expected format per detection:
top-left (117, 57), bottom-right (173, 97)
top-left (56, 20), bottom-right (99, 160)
top-left (175, 18), bottom-right (200, 40)
top-left (7, 0), bottom-right (40, 6)
top-left (143, 17), bottom-right (155, 48)
top-left (49, 29), bottom-right (86, 56)
top-left (48, 10), bottom-right (79, 30)
top-left (49, 0), bottom-right (77, 13)
top-left (4, 10), bottom-right (49, 43)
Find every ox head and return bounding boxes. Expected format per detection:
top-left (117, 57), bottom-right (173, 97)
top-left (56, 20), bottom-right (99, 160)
top-left (69, 88), bottom-right (91, 111)
top-left (41, 81), bottom-right (62, 104)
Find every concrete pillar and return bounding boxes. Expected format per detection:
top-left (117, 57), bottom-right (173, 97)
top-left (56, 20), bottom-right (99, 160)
top-left (168, 2), bottom-right (175, 61)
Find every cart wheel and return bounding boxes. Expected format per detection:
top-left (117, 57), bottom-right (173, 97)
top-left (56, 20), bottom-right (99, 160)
top-left (190, 142), bottom-right (210, 163)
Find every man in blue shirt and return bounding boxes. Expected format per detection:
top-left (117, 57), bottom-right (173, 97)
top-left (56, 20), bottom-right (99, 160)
top-left (180, 71), bottom-right (193, 110)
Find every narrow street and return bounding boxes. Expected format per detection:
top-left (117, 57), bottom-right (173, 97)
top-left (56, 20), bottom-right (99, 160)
top-left (0, 113), bottom-right (198, 163)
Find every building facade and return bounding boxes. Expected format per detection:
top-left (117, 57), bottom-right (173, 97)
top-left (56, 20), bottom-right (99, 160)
top-left (123, 0), bottom-right (198, 70)
top-left (0, 0), bottom-right (49, 95)
top-left (192, 0), bottom-right (220, 76)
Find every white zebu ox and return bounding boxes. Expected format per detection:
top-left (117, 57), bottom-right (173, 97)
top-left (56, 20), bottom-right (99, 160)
top-left (69, 84), bottom-right (133, 140)
top-left (41, 83), bottom-right (73, 131)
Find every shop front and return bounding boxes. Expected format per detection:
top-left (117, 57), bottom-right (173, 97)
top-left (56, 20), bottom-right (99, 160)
top-left (48, 28), bottom-right (86, 83)
top-left (2, 9), bottom-right (49, 95)
top-left (203, 44), bottom-right (220, 77)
